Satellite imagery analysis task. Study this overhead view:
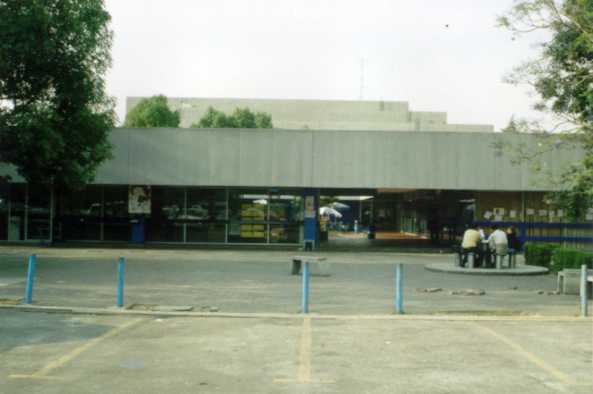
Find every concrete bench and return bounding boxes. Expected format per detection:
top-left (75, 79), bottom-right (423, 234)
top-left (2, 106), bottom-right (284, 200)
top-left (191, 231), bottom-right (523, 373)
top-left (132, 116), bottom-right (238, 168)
top-left (291, 256), bottom-right (330, 277)
top-left (494, 249), bottom-right (517, 270)
top-left (557, 268), bottom-right (593, 295)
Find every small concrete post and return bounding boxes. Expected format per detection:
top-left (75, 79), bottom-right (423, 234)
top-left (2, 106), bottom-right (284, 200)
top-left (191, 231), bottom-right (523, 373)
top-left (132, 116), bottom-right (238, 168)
top-left (496, 255), bottom-right (502, 270)
top-left (117, 257), bottom-right (125, 308)
top-left (395, 263), bottom-right (404, 314)
top-left (580, 264), bottom-right (588, 317)
top-left (302, 261), bottom-right (310, 314)
top-left (24, 254), bottom-right (36, 304)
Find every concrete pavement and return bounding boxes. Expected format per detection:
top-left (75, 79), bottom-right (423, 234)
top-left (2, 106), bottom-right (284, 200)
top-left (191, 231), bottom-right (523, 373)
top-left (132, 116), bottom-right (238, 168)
top-left (0, 246), bottom-right (590, 316)
top-left (0, 310), bottom-right (591, 394)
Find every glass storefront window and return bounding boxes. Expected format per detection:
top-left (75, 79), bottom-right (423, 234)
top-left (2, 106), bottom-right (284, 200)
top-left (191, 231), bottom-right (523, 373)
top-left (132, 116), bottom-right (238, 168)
top-left (147, 187), bottom-right (184, 242)
top-left (228, 190), bottom-right (268, 243)
top-left (0, 184), bottom-right (8, 240)
top-left (27, 185), bottom-right (51, 240)
top-left (58, 186), bottom-right (102, 241)
top-left (269, 193), bottom-right (302, 243)
top-left (186, 189), bottom-right (226, 242)
top-left (9, 184), bottom-right (26, 241)
top-left (103, 186), bottom-right (129, 241)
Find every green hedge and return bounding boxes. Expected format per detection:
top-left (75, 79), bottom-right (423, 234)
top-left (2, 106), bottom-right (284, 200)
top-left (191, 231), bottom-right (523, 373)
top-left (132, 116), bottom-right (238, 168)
top-left (523, 242), bottom-right (560, 269)
top-left (551, 247), bottom-right (593, 272)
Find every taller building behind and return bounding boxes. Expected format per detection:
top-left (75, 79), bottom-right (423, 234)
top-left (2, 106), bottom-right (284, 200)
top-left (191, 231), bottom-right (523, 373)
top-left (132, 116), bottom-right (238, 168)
top-left (126, 97), bottom-right (494, 132)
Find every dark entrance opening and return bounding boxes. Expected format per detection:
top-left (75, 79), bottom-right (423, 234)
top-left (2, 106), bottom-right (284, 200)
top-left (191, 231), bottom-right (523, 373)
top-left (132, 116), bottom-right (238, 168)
top-left (318, 189), bottom-right (475, 250)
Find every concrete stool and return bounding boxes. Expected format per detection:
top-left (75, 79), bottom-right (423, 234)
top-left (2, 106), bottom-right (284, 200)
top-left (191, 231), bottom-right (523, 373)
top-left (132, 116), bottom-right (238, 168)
top-left (453, 252), bottom-right (463, 267)
top-left (557, 268), bottom-right (593, 295)
top-left (495, 253), bottom-right (508, 269)
top-left (466, 252), bottom-right (475, 269)
top-left (291, 256), bottom-right (330, 277)
top-left (507, 249), bottom-right (517, 268)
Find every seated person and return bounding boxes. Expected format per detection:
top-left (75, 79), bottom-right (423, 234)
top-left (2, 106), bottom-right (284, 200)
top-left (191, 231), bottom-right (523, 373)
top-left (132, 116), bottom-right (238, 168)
top-left (461, 225), bottom-right (481, 266)
top-left (478, 226), bottom-right (486, 240)
top-left (488, 224), bottom-right (509, 256)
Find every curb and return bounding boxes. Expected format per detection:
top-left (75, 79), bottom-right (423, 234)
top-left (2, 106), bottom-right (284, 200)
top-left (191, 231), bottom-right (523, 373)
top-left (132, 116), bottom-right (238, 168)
top-left (1, 304), bottom-right (590, 322)
top-left (425, 264), bottom-right (549, 276)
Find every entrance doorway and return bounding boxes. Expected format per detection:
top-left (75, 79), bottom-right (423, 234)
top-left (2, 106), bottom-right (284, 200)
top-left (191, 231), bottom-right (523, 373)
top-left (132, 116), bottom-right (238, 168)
top-left (318, 189), bottom-right (475, 250)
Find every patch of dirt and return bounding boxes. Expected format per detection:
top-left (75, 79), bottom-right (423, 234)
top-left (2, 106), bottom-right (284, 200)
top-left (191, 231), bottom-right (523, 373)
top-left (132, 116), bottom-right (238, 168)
top-left (0, 298), bottom-right (23, 305)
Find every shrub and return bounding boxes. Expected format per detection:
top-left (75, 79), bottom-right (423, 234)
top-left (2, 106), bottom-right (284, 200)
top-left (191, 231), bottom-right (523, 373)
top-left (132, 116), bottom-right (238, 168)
top-left (551, 247), bottom-right (593, 272)
top-left (523, 242), bottom-right (561, 269)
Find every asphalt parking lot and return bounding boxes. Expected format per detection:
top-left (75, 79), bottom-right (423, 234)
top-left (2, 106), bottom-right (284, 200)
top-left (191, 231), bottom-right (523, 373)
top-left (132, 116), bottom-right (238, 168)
top-left (0, 310), bottom-right (591, 394)
top-left (1, 247), bottom-right (591, 393)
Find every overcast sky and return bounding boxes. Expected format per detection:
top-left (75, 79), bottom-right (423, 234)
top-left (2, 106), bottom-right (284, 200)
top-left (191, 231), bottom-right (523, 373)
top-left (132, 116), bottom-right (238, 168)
top-left (104, 0), bottom-right (548, 130)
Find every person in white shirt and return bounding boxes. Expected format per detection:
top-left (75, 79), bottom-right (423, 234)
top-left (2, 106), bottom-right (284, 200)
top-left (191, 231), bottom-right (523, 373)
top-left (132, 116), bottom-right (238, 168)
top-left (478, 226), bottom-right (486, 240)
top-left (487, 225), bottom-right (508, 256)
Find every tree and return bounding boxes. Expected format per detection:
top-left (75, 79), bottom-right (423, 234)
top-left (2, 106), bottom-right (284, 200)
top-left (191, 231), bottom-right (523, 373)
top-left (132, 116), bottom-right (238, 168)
top-left (124, 95), bottom-right (180, 128)
top-left (194, 107), bottom-right (235, 128)
top-left (498, 0), bottom-right (593, 219)
top-left (254, 112), bottom-right (273, 129)
top-left (192, 107), bottom-right (273, 129)
top-left (0, 0), bottom-right (115, 189)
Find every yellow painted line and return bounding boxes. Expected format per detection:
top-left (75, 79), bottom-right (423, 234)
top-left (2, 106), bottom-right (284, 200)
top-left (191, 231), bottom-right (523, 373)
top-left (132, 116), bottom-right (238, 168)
top-left (273, 378), bottom-right (335, 384)
top-left (9, 374), bottom-right (64, 381)
top-left (10, 318), bottom-right (145, 380)
top-left (298, 316), bottom-right (312, 383)
top-left (273, 316), bottom-right (335, 385)
top-left (473, 323), bottom-right (577, 386)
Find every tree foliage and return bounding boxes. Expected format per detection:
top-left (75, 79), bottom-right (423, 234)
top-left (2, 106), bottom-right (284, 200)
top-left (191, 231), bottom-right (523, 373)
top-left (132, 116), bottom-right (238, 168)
top-left (0, 0), bottom-right (115, 189)
top-left (192, 107), bottom-right (273, 129)
top-left (498, 0), bottom-right (593, 219)
top-left (124, 95), bottom-right (180, 128)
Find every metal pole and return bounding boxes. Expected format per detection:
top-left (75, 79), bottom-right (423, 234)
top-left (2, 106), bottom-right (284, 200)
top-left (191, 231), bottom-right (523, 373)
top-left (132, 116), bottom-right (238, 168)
top-left (24, 254), bottom-right (36, 304)
top-left (395, 263), bottom-right (404, 314)
top-left (302, 261), bottom-right (310, 314)
top-left (117, 257), bottom-right (125, 308)
top-left (580, 264), bottom-right (588, 317)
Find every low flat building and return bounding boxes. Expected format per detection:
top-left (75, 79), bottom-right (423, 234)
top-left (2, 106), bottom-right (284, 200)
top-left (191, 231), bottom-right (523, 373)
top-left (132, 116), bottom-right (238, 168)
top-left (0, 124), bottom-right (586, 246)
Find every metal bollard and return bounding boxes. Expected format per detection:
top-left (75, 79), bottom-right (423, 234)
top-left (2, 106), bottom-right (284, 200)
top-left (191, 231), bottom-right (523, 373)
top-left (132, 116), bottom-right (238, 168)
top-left (580, 264), bottom-right (588, 317)
top-left (395, 263), bottom-right (404, 314)
top-left (24, 254), bottom-right (37, 304)
top-left (302, 261), bottom-right (310, 313)
top-left (117, 257), bottom-right (125, 308)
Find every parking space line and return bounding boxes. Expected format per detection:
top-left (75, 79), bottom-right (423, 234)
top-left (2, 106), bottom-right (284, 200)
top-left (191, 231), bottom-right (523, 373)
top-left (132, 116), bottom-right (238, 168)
top-left (298, 316), bottom-right (312, 383)
top-left (9, 318), bottom-right (145, 380)
top-left (274, 316), bottom-right (334, 385)
top-left (472, 322), bottom-right (576, 386)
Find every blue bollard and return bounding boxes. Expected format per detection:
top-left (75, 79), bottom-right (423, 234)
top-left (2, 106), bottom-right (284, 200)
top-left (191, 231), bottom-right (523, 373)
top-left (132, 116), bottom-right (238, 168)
top-left (117, 257), bottom-right (125, 308)
top-left (580, 264), bottom-right (588, 317)
top-left (24, 254), bottom-right (36, 304)
top-left (395, 263), bottom-right (404, 314)
top-left (302, 261), bottom-right (310, 314)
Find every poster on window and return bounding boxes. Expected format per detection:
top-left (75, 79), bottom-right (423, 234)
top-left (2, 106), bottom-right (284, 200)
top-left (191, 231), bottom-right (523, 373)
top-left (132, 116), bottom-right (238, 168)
top-left (304, 196), bottom-right (316, 218)
top-left (129, 185), bottom-right (151, 214)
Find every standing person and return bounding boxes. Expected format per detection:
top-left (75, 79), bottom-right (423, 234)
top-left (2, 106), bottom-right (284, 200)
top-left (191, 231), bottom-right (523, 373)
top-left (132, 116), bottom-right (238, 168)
top-left (461, 224), bottom-right (481, 267)
top-left (506, 226), bottom-right (521, 251)
top-left (488, 225), bottom-right (509, 256)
